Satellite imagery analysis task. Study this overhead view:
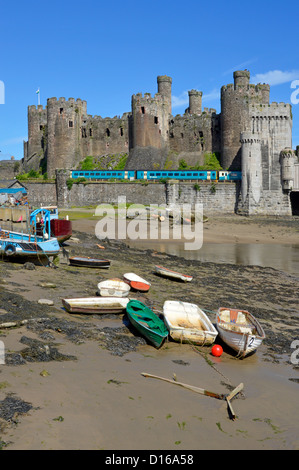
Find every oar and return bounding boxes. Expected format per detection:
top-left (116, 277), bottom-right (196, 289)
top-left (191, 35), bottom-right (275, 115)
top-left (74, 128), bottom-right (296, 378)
top-left (141, 372), bottom-right (243, 420)
top-left (141, 372), bottom-right (226, 400)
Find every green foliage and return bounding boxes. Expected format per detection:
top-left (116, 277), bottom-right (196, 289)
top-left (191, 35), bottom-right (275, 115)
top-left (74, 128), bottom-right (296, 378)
top-left (66, 177), bottom-right (87, 190)
top-left (178, 159), bottom-right (188, 170)
top-left (177, 152), bottom-right (223, 171)
top-left (114, 153), bottom-right (128, 170)
top-left (66, 178), bottom-right (74, 190)
top-left (201, 152), bottom-right (222, 170)
top-left (16, 169), bottom-right (43, 180)
top-left (81, 156), bottom-right (95, 170)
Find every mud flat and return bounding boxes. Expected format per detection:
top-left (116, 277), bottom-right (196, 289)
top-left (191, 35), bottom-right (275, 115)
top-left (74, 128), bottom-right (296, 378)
top-left (0, 221), bottom-right (298, 450)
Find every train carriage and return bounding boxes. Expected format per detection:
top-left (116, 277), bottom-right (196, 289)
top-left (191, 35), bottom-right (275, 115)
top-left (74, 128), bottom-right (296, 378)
top-left (136, 170), bottom-right (217, 181)
top-left (218, 171), bottom-right (242, 181)
top-left (71, 170), bottom-right (135, 180)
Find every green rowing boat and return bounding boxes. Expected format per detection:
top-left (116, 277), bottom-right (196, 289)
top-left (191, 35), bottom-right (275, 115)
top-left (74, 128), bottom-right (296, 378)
top-left (126, 299), bottom-right (169, 348)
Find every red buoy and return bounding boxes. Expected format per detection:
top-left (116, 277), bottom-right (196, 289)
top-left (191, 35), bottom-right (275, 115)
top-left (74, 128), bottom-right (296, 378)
top-left (211, 344), bottom-right (223, 357)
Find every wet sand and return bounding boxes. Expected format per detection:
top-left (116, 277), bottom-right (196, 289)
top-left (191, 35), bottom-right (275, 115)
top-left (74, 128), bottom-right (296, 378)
top-left (0, 214), bottom-right (298, 450)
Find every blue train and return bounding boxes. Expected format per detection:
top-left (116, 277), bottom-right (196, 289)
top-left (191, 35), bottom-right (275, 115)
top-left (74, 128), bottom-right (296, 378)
top-left (71, 169), bottom-right (242, 181)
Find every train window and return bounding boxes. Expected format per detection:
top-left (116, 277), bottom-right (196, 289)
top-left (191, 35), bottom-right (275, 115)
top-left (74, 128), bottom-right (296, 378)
top-left (156, 173), bottom-right (161, 176)
top-left (192, 173), bottom-right (197, 176)
top-left (95, 173), bottom-right (100, 176)
top-left (79, 173), bottom-right (84, 176)
top-left (187, 173), bottom-right (191, 176)
top-left (174, 173), bottom-right (179, 176)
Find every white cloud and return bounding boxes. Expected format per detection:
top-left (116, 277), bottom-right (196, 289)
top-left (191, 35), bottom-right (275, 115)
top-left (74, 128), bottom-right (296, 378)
top-left (251, 70), bottom-right (299, 86)
top-left (0, 136), bottom-right (26, 146)
top-left (202, 88), bottom-right (220, 103)
top-left (172, 88), bottom-right (220, 109)
top-left (172, 91), bottom-right (189, 108)
top-left (223, 58), bottom-right (258, 76)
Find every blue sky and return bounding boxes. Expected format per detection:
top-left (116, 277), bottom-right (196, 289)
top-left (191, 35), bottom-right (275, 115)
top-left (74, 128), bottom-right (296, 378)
top-left (0, 0), bottom-right (299, 161)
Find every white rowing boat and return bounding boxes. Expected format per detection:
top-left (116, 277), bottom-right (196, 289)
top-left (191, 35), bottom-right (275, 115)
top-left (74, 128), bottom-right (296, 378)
top-left (97, 278), bottom-right (130, 297)
top-left (216, 307), bottom-right (265, 358)
top-left (163, 300), bottom-right (218, 346)
top-left (123, 272), bottom-right (151, 292)
top-left (62, 297), bottom-right (129, 314)
top-left (154, 265), bottom-right (193, 282)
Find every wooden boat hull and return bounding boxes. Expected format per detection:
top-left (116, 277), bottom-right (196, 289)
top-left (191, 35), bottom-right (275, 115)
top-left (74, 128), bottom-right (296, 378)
top-left (126, 299), bottom-right (169, 348)
top-left (216, 307), bottom-right (265, 357)
top-left (62, 297), bottom-right (129, 314)
top-left (69, 257), bottom-right (110, 268)
top-left (97, 278), bottom-right (130, 297)
top-left (154, 265), bottom-right (192, 282)
top-left (123, 273), bottom-right (151, 292)
top-left (163, 301), bottom-right (218, 346)
top-left (50, 219), bottom-right (72, 243)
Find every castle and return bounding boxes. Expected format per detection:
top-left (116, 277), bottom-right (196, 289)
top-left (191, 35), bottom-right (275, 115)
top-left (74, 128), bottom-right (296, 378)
top-left (21, 70), bottom-right (299, 215)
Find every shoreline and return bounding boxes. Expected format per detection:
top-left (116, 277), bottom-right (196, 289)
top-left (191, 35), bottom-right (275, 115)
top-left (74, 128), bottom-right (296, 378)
top-left (0, 216), bottom-right (298, 450)
top-left (69, 213), bottom-right (299, 246)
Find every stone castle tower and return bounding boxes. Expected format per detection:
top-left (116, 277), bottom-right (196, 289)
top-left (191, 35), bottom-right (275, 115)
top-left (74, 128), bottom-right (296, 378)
top-left (22, 70), bottom-right (299, 215)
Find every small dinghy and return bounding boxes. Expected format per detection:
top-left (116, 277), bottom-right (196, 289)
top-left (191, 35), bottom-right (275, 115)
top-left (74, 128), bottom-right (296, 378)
top-left (69, 257), bottom-right (110, 268)
top-left (126, 299), bottom-right (169, 348)
top-left (154, 265), bottom-right (192, 282)
top-left (163, 301), bottom-right (218, 346)
top-left (62, 297), bottom-right (129, 314)
top-left (123, 273), bottom-right (151, 292)
top-left (97, 278), bottom-right (130, 297)
top-left (216, 307), bottom-right (266, 358)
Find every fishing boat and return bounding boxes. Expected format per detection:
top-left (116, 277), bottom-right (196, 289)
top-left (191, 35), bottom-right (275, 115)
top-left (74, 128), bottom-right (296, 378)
top-left (69, 257), bottom-right (110, 268)
top-left (126, 299), bottom-right (169, 348)
top-left (163, 301), bottom-right (218, 346)
top-left (62, 297), bottom-right (129, 314)
top-left (154, 265), bottom-right (193, 282)
top-left (123, 272), bottom-right (151, 292)
top-left (0, 208), bottom-right (60, 261)
top-left (97, 278), bottom-right (130, 297)
top-left (36, 206), bottom-right (72, 244)
top-left (216, 307), bottom-right (266, 358)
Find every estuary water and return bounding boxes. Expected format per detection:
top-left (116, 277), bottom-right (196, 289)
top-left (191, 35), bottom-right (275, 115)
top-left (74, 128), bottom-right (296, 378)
top-left (128, 240), bottom-right (299, 277)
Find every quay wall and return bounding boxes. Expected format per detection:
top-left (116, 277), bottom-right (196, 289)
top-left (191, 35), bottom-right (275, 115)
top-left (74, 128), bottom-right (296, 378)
top-left (22, 174), bottom-right (239, 214)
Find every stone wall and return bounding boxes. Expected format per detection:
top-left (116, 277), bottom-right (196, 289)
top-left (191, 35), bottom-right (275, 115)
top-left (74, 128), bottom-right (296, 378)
top-left (22, 181), bottom-right (57, 207)
top-left (17, 175), bottom-right (292, 216)
top-left (0, 160), bottom-right (18, 179)
top-left (166, 181), bottom-right (239, 214)
top-left (56, 176), bottom-right (167, 208)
